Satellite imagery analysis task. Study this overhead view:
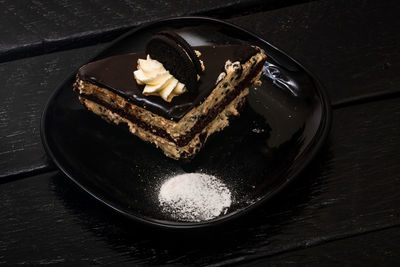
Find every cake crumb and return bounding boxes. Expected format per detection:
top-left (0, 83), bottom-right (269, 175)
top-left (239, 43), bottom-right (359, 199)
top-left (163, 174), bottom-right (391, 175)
top-left (254, 80), bottom-right (262, 86)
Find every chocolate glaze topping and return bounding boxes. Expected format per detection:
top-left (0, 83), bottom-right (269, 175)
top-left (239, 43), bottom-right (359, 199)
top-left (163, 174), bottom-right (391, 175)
top-left (78, 45), bottom-right (258, 120)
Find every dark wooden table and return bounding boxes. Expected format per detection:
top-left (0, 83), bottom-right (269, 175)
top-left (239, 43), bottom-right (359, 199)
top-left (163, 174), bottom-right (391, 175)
top-left (1, 0), bottom-right (399, 265)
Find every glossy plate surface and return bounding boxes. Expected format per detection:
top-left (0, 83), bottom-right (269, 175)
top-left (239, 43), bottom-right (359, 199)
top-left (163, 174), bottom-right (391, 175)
top-left (41, 17), bottom-right (331, 228)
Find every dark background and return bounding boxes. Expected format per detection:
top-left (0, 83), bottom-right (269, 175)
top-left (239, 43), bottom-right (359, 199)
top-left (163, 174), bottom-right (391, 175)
top-left (1, 0), bottom-right (399, 265)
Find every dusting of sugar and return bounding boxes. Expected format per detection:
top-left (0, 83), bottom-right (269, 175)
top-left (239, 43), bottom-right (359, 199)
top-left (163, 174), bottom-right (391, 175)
top-left (158, 173), bottom-right (232, 222)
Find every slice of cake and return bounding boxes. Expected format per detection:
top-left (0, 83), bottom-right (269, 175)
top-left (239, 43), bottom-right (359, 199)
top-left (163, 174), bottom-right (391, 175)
top-left (74, 31), bottom-right (267, 160)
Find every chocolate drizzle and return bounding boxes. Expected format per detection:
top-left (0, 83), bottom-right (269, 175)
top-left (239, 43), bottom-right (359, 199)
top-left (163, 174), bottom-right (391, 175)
top-left (78, 45), bottom-right (257, 120)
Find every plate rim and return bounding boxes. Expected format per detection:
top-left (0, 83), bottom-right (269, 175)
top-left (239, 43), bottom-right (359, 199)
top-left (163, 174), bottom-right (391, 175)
top-left (40, 16), bottom-right (332, 229)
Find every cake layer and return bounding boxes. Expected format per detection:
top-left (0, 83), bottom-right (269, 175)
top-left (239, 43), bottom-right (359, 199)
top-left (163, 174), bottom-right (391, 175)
top-left (75, 50), bottom-right (266, 148)
top-left (80, 88), bottom-right (249, 160)
top-left (77, 45), bottom-right (259, 120)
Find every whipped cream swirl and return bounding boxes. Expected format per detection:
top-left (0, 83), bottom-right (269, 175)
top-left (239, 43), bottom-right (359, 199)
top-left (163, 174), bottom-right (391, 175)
top-left (134, 55), bottom-right (187, 102)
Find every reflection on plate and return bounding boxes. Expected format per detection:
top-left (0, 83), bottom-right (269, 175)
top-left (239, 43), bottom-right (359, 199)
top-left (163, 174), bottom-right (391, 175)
top-left (41, 17), bottom-right (331, 228)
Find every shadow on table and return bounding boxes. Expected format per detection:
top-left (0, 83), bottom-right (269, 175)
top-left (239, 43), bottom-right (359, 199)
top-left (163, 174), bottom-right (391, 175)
top-left (49, 141), bottom-right (333, 264)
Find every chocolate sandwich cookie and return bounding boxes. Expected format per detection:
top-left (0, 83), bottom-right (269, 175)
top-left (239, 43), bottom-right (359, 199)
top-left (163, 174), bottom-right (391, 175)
top-left (158, 31), bottom-right (203, 74)
top-left (145, 31), bottom-right (201, 92)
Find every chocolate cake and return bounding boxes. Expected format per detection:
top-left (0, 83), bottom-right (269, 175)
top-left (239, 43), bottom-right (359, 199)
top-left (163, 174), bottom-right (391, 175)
top-left (74, 32), bottom-right (267, 160)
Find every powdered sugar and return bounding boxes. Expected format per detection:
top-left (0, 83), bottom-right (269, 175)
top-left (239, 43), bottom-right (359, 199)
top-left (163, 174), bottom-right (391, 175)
top-left (158, 173), bottom-right (232, 222)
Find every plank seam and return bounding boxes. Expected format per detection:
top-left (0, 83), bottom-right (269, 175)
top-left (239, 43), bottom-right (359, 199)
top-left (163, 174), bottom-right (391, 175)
top-left (207, 223), bottom-right (400, 266)
top-left (0, 0), bottom-right (314, 63)
top-left (331, 90), bottom-right (400, 109)
top-left (0, 165), bottom-right (56, 184)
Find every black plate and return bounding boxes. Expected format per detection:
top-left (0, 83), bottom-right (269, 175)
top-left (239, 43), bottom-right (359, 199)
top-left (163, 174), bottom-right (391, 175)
top-left (41, 17), bottom-right (331, 229)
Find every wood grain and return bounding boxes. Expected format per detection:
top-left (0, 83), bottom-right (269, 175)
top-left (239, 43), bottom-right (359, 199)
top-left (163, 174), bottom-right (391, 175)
top-left (0, 0), bottom-right (307, 62)
top-left (0, 44), bottom-right (105, 178)
top-left (1, 97), bottom-right (400, 265)
top-left (242, 226), bottom-right (400, 266)
top-left (230, 0), bottom-right (400, 105)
